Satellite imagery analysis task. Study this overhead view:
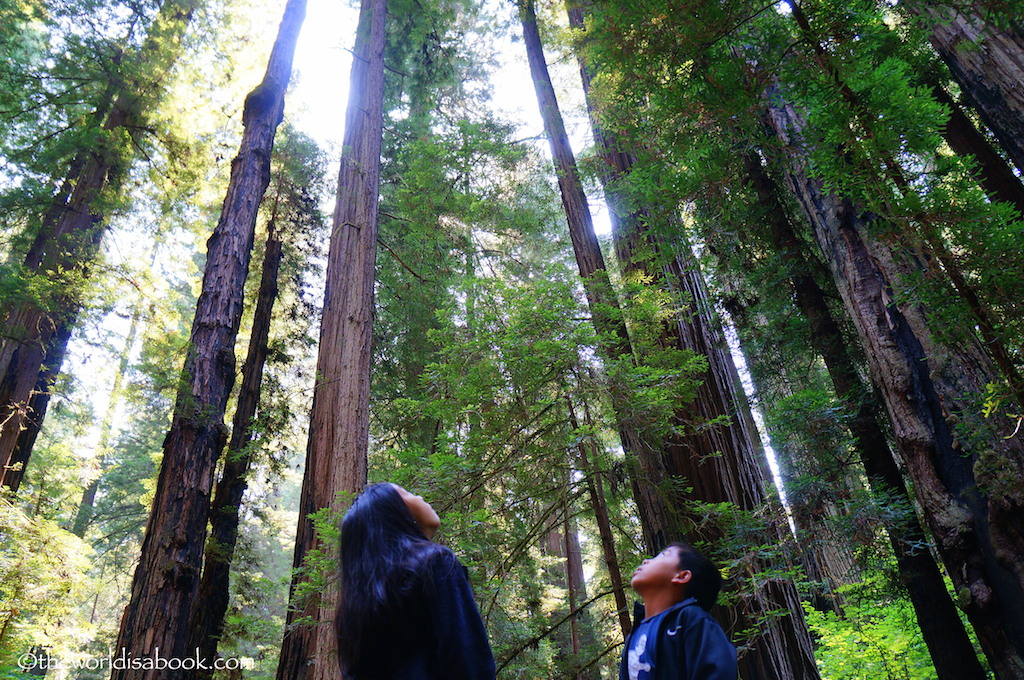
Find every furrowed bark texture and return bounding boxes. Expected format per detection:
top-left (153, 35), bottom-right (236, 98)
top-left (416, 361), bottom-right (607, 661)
top-left (111, 0), bottom-right (304, 675)
top-left (189, 210), bottom-right (285, 678)
top-left (1, 319), bottom-right (71, 491)
top-left (520, 0), bottom-right (673, 551)
top-left (275, 0), bottom-right (385, 677)
top-left (743, 151), bottom-right (988, 680)
top-left (0, 0), bottom-right (199, 486)
top-left (786, 1), bottom-right (1024, 413)
top-left (911, 5), bottom-right (1024, 173)
top-left (567, 7), bottom-right (818, 678)
top-left (765, 89), bottom-right (1024, 680)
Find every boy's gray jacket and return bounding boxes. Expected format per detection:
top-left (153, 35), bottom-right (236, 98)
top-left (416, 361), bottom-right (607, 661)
top-left (619, 598), bottom-right (738, 680)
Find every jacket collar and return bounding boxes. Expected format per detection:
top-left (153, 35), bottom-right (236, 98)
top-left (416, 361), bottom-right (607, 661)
top-left (632, 596), bottom-right (699, 626)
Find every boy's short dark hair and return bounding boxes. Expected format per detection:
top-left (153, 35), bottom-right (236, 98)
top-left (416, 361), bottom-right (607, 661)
top-left (668, 542), bottom-right (722, 611)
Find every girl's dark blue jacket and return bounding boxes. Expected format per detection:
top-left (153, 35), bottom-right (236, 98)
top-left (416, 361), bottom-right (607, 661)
top-left (344, 547), bottom-right (495, 680)
top-left (619, 598), bottom-right (737, 680)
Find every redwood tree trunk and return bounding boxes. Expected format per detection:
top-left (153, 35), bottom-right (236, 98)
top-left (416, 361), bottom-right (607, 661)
top-left (0, 0), bottom-right (200, 487)
top-left (110, 0), bottom-right (305, 675)
top-left (928, 83), bottom-right (1024, 215)
top-left (520, 0), bottom-right (673, 552)
top-left (566, 7), bottom-right (819, 677)
top-left (0, 319), bottom-right (71, 491)
top-left (567, 396), bottom-right (631, 639)
top-left (908, 4), bottom-right (1024, 173)
top-left (765, 89), bottom-right (1024, 680)
top-left (188, 207), bottom-right (285, 679)
top-left (742, 150), bottom-right (988, 680)
top-left (275, 0), bottom-right (386, 677)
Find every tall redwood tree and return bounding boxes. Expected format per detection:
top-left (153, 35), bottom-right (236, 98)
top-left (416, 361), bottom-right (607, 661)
top-left (275, 0), bottom-right (387, 677)
top-left (764, 87), bottom-right (1024, 680)
top-left (110, 0), bottom-right (307, 674)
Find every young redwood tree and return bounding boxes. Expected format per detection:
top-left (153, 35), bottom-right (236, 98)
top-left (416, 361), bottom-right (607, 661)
top-left (110, 0), bottom-right (307, 674)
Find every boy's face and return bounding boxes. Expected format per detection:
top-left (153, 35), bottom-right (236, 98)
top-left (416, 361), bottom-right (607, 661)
top-left (631, 546), bottom-right (691, 592)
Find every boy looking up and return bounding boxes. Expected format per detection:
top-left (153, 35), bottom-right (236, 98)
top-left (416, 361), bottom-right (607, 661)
top-left (620, 542), bottom-right (737, 680)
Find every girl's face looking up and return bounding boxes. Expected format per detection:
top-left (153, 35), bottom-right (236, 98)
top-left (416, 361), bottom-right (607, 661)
top-left (393, 484), bottom-right (441, 539)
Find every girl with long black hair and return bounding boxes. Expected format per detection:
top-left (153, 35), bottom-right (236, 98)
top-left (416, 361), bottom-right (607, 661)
top-left (335, 482), bottom-right (496, 679)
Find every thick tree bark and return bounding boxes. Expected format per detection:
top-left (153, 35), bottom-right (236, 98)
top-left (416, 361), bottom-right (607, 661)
top-left (275, 0), bottom-right (386, 677)
top-left (189, 208), bottom-right (285, 679)
top-left (566, 7), bottom-right (819, 678)
top-left (765, 89), bottom-right (1024, 680)
top-left (0, 0), bottom-right (199, 487)
top-left (110, 0), bottom-right (305, 676)
top-left (520, 0), bottom-right (673, 552)
top-left (651, 237), bottom-right (820, 680)
top-left (907, 4), bottom-right (1024, 174)
top-left (0, 319), bottom-right (71, 491)
top-left (742, 151), bottom-right (988, 680)
top-left (787, 0), bottom-right (1024, 429)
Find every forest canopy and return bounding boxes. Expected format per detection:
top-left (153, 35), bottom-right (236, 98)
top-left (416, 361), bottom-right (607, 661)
top-left (1, 0), bottom-right (1023, 678)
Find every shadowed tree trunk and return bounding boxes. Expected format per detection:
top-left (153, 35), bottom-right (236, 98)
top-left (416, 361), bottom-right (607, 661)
top-left (275, 0), bottom-right (386, 677)
top-left (928, 83), bottom-right (1024, 215)
top-left (110, 0), bottom-right (305, 675)
top-left (565, 6), bottom-right (819, 677)
top-left (188, 200), bottom-right (286, 679)
top-left (741, 148), bottom-right (989, 680)
top-left (0, 0), bottom-right (201, 486)
top-left (785, 0), bottom-right (1024, 411)
top-left (1, 320), bottom-right (71, 491)
top-left (765, 87), bottom-right (1024, 680)
top-left (906, 4), bottom-right (1024, 173)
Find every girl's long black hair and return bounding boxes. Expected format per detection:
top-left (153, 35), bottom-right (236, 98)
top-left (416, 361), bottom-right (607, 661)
top-left (335, 483), bottom-right (442, 675)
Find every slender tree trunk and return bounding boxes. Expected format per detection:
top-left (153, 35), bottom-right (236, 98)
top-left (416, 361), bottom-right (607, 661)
top-left (765, 89), bottom-right (1024, 680)
top-left (0, 0), bottom-right (200, 486)
top-left (905, 4), bottom-right (1024, 173)
top-left (743, 150), bottom-right (989, 680)
top-left (565, 7), bottom-right (819, 678)
top-left (928, 83), bottom-right (1024, 215)
top-left (275, 0), bottom-right (386, 677)
top-left (71, 299), bottom-right (144, 537)
top-left (188, 204), bottom-right (285, 679)
top-left (563, 514), bottom-right (585, 656)
top-left (567, 395), bottom-right (631, 640)
top-left (110, 1), bottom-right (305, 675)
top-left (520, 0), bottom-right (673, 552)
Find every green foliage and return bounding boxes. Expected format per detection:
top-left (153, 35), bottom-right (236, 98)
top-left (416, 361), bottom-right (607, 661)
top-left (0, 500), bottom-right (94, 667)
top-left (804, 575), bottom-right (936, 680)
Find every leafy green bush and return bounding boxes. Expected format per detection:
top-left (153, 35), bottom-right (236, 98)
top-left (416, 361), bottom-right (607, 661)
top-left (803, 575), bottom-right (935, 680)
